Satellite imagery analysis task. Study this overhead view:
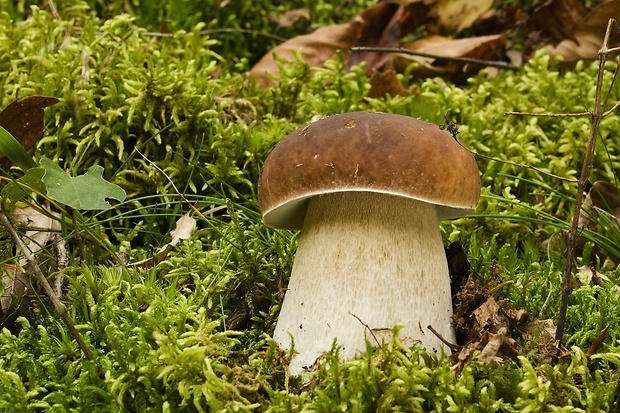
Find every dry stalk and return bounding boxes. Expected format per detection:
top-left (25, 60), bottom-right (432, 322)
top-left (507, 19), bottom-right (620, 359)
top-left (350, 46), bottom-right (519, 70)
top-left (0, 209), bottom-right (104, 377)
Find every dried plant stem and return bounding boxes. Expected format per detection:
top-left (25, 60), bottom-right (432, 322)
top-left (350, 46), bottom-right (519, 70)
top-left (504, 19), bottom-right (620, 360)
top-left (554, 19), bottom-right (618, 355)
top-left (0, 210), bottom-right (104, 377)
top-left (504, 111), bottom-right (590, 118)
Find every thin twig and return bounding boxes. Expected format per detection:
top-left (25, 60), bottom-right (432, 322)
top-left (348, 312), bottom-right (380, 346)
top-left (0, 210), bottom-right (104, 377)
top-left (427, 325), bottom-right (461, 352)
top-left (504, 111), bottom-right (591, 118)
top-left (350, 46), bottom-right (519, 70)
top-left (486, 280), bottom-right (514, 296)
top-left (584, 326), bottom-right (609, 358)
top-left (554, 18), bottom-right (620, 359)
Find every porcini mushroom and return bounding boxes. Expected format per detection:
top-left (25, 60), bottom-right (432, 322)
top-left (258, 111), bottom-right (481, 375)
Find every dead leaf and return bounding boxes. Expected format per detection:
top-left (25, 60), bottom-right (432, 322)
top-left (347, 1), bottom-right (430, 71)
top-left (1, 263), bottom-right (29, 315)
top-left (526, 0), bottom-right (589, 50)
top-left (519, 319), bottom-right (558, 364)
top-left (0, 95), bottom-right (59, 170)
top-left (366, 69), bottom-right (410, 98)
top-left (544, 1), bottom-right (620, 62)
top-left (128, 212), bottom-right (196, 268)
top-left (251, 1), bottom-right (430, 88)
top-left (270, 8), bottom-right (311, 29)
top-left (476, 327), bottom-right (517, 365)
top-left (470, 6), bottom-right (524, 36)
top-left (473, 296), bottom-right (509, 333)
top-left (12, 205), bottom-right (62, 261)
top-left (577, 264), bottom-right (611, 288)
top-left (451, 327), bottom-right (518, 373)
top-left (394, 34), bottom-right (506, 77)
top-left (250, 17), bottom-right (364, 88)
top-left (436, 0), bottom-right (494, 33)
top-left (2, 204), bottom-right (63, 317)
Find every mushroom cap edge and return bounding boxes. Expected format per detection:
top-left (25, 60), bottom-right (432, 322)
top-left (258, 111), bottom-right (481, 230)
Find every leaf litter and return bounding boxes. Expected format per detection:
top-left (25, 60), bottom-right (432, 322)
top-left (252, 0), bottom-right (620, 94)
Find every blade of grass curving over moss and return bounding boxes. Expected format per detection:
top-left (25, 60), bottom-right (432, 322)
top-left (0, 125), bottom-right (37, 171)
top-left (475, 192), bottom-right (620, 261)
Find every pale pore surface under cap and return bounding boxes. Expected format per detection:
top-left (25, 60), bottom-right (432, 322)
top-left (273, 191), bottom-right (455, 375)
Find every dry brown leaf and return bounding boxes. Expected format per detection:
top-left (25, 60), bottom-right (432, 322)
top-left (251, 1), bottom-right (430, 88)
top-left (366, 69), bottom-right (410, 98)
top-left (473, 296), bottom-right (510, 333)
top-left (128, 212), bottom-right (196, 268)
top-left (450, 327), bottom-right (518, 373)
top-left (2, 205), bottom-right (63, 315)
top-left (1, 264), bottom-right (29, 313)
top-left (347, 1), bottom-right (430, 71)
top-left (394, 34), bottom-right (506, 77)
top-left (0, 95), bottom-right (59, 170)
top-left (12, 205), bottom-right (62, 260)
top-left (577, 264), bottom-right (610, 288)
top-left (250, 17), bottom-right (364, 88)
top-left (436, 0), bottom-right (494, 33)
top-left (470, 6), bottom-right (524, 36)
top-left (477, 327), bottom-right (517, 365)
top-left (270, 8), bottom-right (311, 29)
top-left (347, 2), bottom-right (406, 71)
top-left (544, 1), bottom-right (620, 62)
top-left (527, 0), bottom-right (589, 47)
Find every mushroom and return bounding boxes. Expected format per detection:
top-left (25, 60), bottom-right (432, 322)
top-left (258, 111), bottom-right (481, 375)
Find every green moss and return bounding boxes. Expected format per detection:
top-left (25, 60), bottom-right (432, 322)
top-left (2, 0), bottom-right (620, 410)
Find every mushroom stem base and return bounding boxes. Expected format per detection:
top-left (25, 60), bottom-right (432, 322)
top-left (273, 191), bottom-right (456, 375)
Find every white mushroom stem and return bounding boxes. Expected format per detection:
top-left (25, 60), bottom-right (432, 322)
top-left (273, 191), bottom-right (456, 375)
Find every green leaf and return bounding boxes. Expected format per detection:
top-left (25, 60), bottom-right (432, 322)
top-left (1, 167), bottom-right (46, 204)
top-left (0, 125), bottom-right (37, 171)
top-left (40, 158), bottom-right (126, 210)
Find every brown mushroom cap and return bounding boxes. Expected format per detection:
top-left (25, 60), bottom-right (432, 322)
top-left (258, 111), bottom-right (481, 230)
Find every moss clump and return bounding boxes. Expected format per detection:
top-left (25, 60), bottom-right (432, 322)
top-left (1, 0), bottom-right (620, 411)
